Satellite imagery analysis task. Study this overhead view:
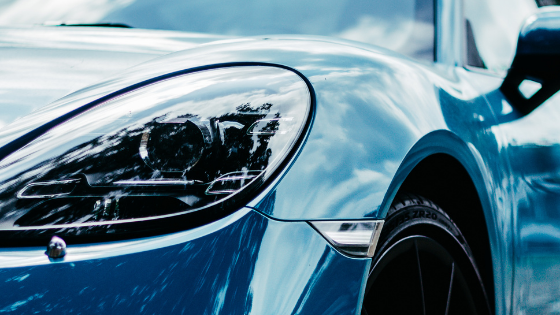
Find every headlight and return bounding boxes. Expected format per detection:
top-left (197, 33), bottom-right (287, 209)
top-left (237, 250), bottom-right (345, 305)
top-left (0, 65), bottom-right (312, 242)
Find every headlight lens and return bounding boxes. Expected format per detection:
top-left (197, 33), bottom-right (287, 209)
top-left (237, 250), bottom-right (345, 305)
top-left (0, 65), bottom-right (312, 240)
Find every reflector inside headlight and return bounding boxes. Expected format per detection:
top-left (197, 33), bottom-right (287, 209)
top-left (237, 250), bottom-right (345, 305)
top-left (0, 65), bottom-right (312, 236)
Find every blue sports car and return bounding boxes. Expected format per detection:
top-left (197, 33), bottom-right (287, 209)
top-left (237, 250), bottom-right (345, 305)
top-left (0, 0), bottom-right (559, 314)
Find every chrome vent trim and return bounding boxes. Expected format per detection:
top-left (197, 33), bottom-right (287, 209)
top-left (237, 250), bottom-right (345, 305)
top-left (309, 220), bottom-right (384, 258)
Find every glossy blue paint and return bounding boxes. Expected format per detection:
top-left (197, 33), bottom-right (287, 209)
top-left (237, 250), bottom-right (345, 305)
top-left (0, 208), bottom-right (369, 314)
top-left (0, 35), bottom-right (514, 313)
top-left (0, 37), bottom-right (470, 220)
top-left (498, 89), bottom-right (560, 313)
top-left (456, 61), bottom-right (560, 314)
top-left (2, 1), bottom-right (560, 314)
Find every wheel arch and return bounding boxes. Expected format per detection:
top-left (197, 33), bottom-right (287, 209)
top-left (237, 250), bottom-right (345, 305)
top-left (380, 130), bottom-right (497, 313)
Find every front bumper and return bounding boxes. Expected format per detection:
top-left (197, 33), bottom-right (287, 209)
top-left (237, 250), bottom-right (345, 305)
top-left (0, 208), bottom-right (370, 314)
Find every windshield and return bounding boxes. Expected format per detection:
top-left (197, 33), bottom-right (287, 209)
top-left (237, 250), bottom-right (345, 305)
top-left (0, 0), bottom-right (434, 61)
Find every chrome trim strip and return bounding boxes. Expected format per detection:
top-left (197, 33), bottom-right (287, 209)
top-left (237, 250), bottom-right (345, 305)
top-left (310, 220), bottom-right (384, 258)
top-left (113, 179), bottom-right (197, 185)
top-left (17, 179), bottom-right (81, 199)
top-left (367, 221), bottom-right (384, 257)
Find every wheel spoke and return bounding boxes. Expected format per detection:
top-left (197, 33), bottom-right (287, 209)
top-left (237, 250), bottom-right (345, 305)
top-left (362, 195), bottom-right (490, 315)
top-left (445, 262), bottom-right (455, 315)
top-left (414, 240), bottom-right (426, 315)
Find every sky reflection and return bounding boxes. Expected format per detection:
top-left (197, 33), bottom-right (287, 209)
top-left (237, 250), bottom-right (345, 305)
top-left (0, 0), bottom-right (433, 60)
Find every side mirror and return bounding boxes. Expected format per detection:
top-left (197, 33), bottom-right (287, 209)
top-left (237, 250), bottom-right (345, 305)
top-left (501, 8), bottom-right (560, 115)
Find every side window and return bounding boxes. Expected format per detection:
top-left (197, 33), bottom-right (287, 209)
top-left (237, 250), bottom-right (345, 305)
top-left (465, 19), bottom-right (486, 68)
top-left (463, 0), bottom-right (538, 72)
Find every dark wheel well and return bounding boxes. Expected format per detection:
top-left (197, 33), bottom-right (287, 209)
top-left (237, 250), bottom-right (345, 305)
top-left (398, 153), bottom-right (495, 313)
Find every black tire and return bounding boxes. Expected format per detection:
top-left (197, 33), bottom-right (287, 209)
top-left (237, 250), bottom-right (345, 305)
top-left (361, 194), bottom-right (492, 315)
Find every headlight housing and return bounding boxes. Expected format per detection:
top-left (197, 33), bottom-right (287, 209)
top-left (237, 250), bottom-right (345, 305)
top-left (0, 65), bottom-right (312, 243)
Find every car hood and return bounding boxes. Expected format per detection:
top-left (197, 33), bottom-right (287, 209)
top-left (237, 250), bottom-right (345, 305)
top-left (0, 26), bottom-right (228, 131)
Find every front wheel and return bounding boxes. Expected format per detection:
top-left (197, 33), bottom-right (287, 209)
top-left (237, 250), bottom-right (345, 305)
top-left (361, 194), bottom-right (492, 315)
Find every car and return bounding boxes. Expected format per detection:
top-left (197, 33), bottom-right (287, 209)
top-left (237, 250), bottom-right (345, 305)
top-left (0, 0), bottom-right (560, 314)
